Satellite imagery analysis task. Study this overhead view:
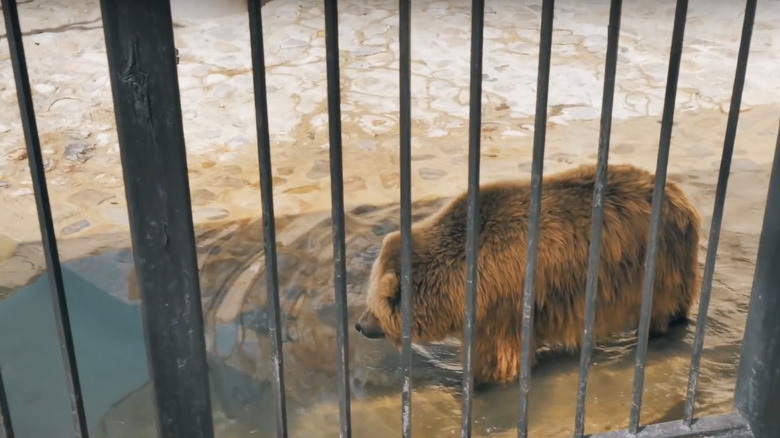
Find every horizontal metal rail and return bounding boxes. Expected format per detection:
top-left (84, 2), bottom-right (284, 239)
top-left (588, 412), bottom-right (751, 438)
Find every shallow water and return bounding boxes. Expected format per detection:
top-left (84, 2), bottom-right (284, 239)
top-left (0, 109), bottom-right (771, 435)
top-left (91, 164), bottom-right (761, 437)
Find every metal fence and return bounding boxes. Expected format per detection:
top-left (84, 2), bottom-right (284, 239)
top-left (2, 0), bottom-right (779, 437)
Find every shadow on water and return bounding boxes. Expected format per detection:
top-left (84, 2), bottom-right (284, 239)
top-left (0, 184), bottom-right (756, 437)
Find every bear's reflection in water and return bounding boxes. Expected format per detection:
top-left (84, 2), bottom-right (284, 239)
top-left (98, 197), bottom-right (746, 438)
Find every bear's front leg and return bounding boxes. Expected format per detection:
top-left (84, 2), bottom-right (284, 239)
top-left (472, 335), bottom-right (536, 384)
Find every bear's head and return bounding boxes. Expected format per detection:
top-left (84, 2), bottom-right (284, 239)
top-left (355, 230), bottom-right (403, 346)
top-left (355, 229), bottom-right (459, 348)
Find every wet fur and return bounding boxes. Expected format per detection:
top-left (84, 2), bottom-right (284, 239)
top-left (359, 163), bottom-right (701, 383)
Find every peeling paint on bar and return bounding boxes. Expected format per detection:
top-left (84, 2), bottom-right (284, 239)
top-left (685, 0), bottom-right (757, 427)
top-left (323, 1), bottom-right (353, 436)
top-left (574, 0), bottom-right (623, 436)
top-left (0, 368), bottom-right (14, 438)
top-left (628, 0), bottom-right (690, 433)
top-left (398, 0), bottom-right (414, 436)
top-left (248, 0), bottom-right (289, 436)
top-left (99, 0), bottom-right (215, 436)
top-left (460, 1), bottom-right (485, 437)
top-left (2, 0), bottom-right (89, 436)
top-left (516, 0), bottom-right (554, 437)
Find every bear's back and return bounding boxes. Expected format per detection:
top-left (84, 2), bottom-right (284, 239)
top-left (415, 163), bottom-right (698, 303)
top-left (426, 164), bottom-right (661, 251)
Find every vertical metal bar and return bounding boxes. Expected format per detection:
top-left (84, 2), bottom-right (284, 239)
top-left (398, 0), bottom-right (414, 437)
top-left (1, 0), bottom-right (90, 436)
top-left (734, 117), bottom-right (780, 438)
top-left (516, 0), bottom-right (554, 436)
top-left (460, 0), bottom-right (485, 437)
top-left (322, 1), bottom-right (352, 437)
top-left (0, 368), bottom-right (15, 438)
top-left (99, 0), bottom-right (214, 436)
top-left (626, 0), bottom-right (690, 434)
top-left (684, 0), bottom-right (757, 426)
top-left (571, 0), bottom-right (622, 436)
top-left (247, 1), bottom-right (288, 437)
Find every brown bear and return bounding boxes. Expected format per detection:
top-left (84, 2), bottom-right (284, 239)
top-left (355, 163), bottom-right (701, 383)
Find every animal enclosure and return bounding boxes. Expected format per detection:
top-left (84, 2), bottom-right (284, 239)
top-left (1, 0), bottom-right (779, 437)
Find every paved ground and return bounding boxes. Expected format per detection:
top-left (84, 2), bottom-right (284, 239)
top-left (0, 0), bottom-right (778, 284)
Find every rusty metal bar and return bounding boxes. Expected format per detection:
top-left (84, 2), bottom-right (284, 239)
top-left (734, 117), bottom-right (780, 438)
top-left (2, 0), bottom-right (89, 435)
top-left (684, 0), bottom-right (757, 426)
top-left (460, 0), bottom-right (485, 436)
top-left (516, 0), bottom-right (555, 436)
top-left (99, 0), bottom-right (215, 436)
top-left (322, 0), bottom-right (353, 436)
top-left (572, 0), bottom-right (623, 435)
top-left (398, 0), bottom-right (414, 436)
top-left (627, 0), bottom-right (690, 433)
top-left (0, 368), bottom-right (14, 438)
top-left (247, 0), bottom-right (289, 436)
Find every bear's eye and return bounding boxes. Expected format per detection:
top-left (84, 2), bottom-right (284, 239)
top-left (380, 271), bottom-right (401, 311)
top-left (388, 283), bottom-right (402, 311)
top-left (388, 293), bottom-right (400, 309)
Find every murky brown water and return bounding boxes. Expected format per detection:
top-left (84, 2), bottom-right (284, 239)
top-left (90, 160), bottom-right (765, 437)
top-left (0, 59), bottom-right (773, 432)
top-left (0, 104), bottom-right (773, 436)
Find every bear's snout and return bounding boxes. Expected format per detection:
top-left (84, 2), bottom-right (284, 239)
top-left (355, 310), bottom-right (385, 339)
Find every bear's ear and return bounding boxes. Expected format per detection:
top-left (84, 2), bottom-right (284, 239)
top-left (382, 230), bottom-right (400, 245)
top-left (381, 231), bottom-right (402, 255)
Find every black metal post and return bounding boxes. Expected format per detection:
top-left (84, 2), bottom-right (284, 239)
top-left (627, 0), bottom-right (689, 433)
top-left (516, 0), bottom-right (554, 436)
top-left (398, 0), bottom-right (414, 437)
top-left (2, 0), bottom-right (89, 436)
top-left (734, 118), bottom-right (780, 438)
top-left (684, 0), bottom-right (757, 426)
top-left (98, 0), bottom-right (214, 436)
top-left (0, 368), bottom-right (14, 438)
top-left (573, 0), bottom-right (622, 435)
top-left (322, 1), bottom-right (353, 436)
top-left (247, 0), bottom-right (288, 436)
top-left (460, 0), bottom-right (485, 437)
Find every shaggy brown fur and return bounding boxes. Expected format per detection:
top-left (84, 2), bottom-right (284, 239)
top-left (355, 163), bottom-right (701, 383)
